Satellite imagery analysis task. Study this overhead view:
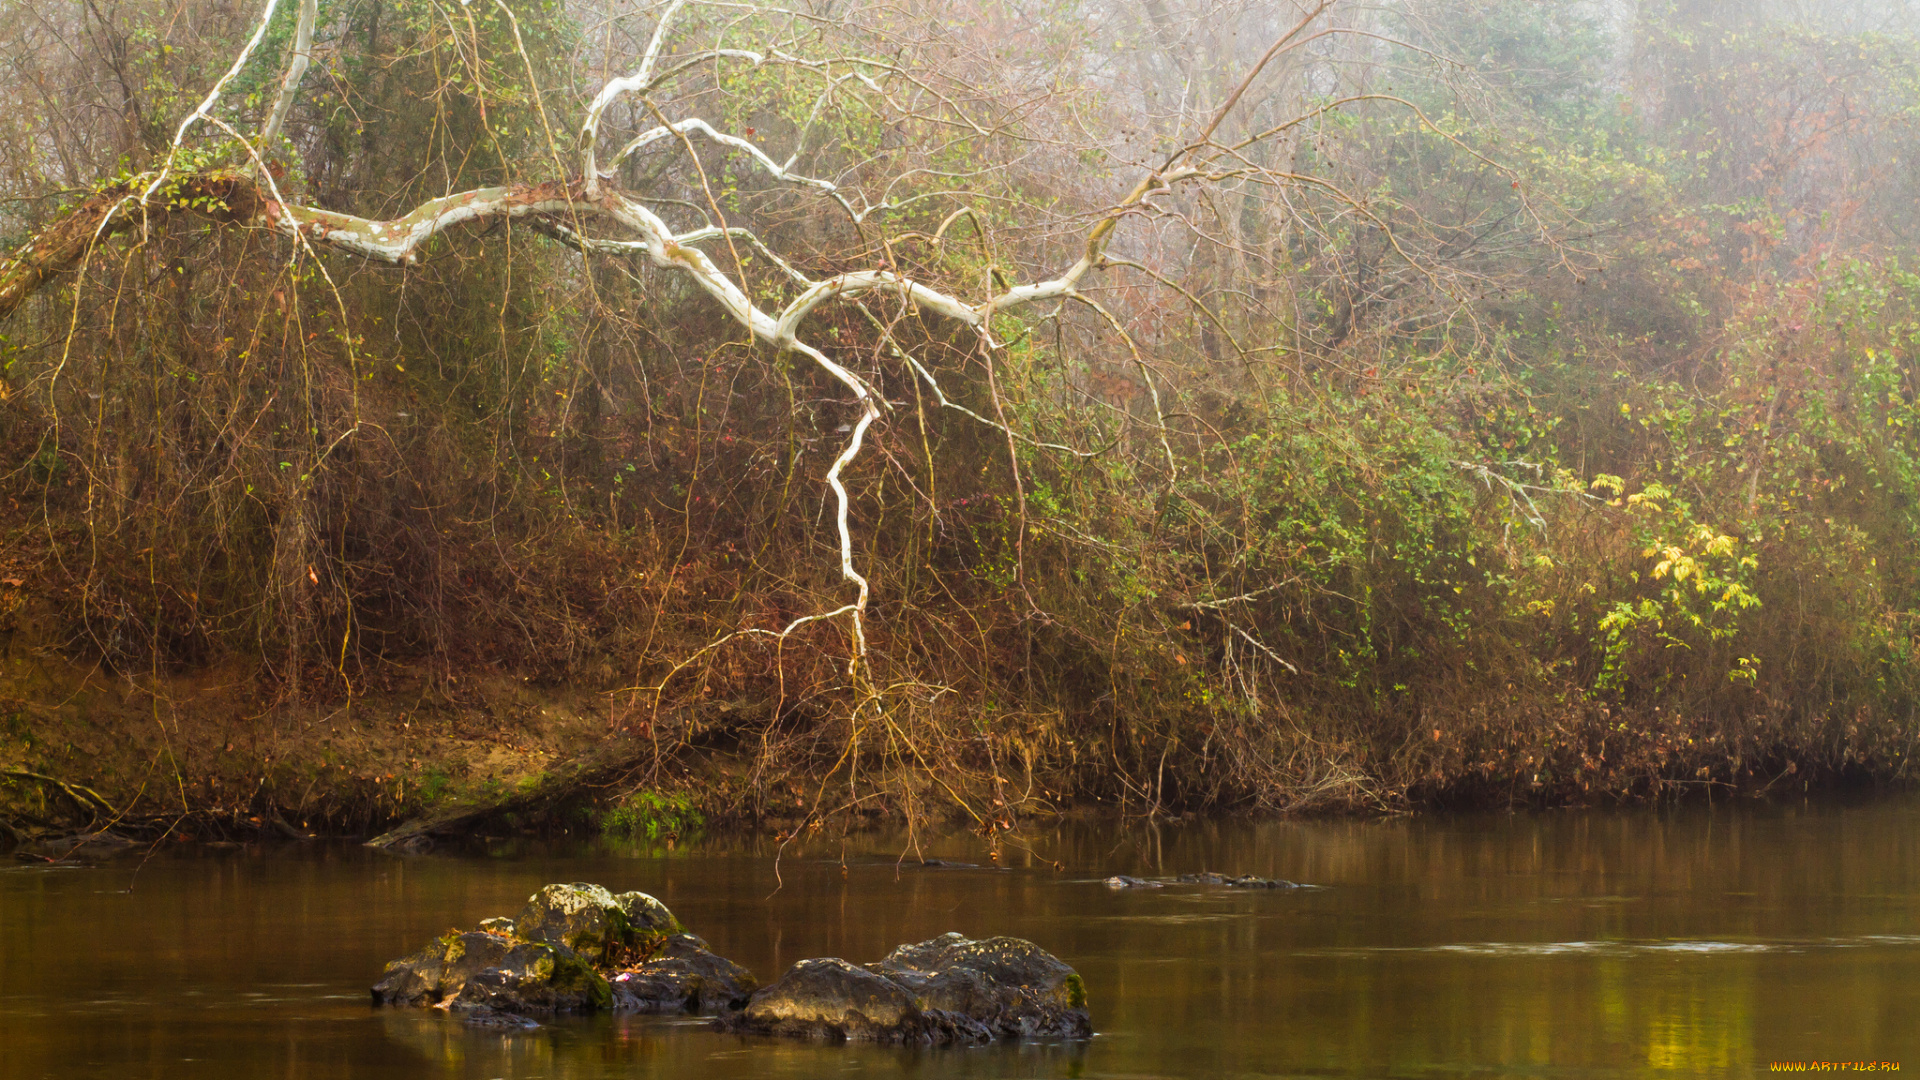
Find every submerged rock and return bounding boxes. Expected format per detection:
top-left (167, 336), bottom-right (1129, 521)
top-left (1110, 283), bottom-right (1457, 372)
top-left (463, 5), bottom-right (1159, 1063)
top-left (1176, 871), bottom-right (1299, 889)
top-left (462, 1006), bottom-right (541, 1030)
top-left (722, 933), bottom-right (1091, 1044)
top-left (372, 883), bottom-right (730, 1017)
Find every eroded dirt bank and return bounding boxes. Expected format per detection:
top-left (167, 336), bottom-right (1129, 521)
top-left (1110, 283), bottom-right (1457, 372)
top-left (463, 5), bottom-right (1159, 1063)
top-left (0, 642), bottom-right (730, 847)
top-left (4, 630), bottom-right (1908, 854)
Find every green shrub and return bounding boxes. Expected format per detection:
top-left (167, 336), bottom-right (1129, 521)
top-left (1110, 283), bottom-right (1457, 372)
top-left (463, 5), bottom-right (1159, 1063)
top-left (599, 791), bottom-right (704, 840)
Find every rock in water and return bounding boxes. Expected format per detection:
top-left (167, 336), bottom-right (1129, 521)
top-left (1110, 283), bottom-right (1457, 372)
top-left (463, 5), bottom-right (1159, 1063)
top-left (371, 926), bottom-right (612, 1014)
top-left (372, 883), bottom-right (741, 1018)
top-left (375, 884), bottom-right (1085, 1043)
top-left (723, 933), bottom-right (1091, 1044)
top-left (729, 958), bottom-right (936, 1042)
top-left (1176, 871), bottom-right (1300, 889)
top-left (514, 882), bottom-right (679, 965)
top-left (610, 933), bottom-right (758, 1013)
top-left (462, 1006), bottom-right (541, 1030)
top-left (874, 933), bottom-right (1091, 1038)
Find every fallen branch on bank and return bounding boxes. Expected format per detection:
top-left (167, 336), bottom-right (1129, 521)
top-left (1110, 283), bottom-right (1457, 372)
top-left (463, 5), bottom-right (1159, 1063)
top-left (364, 740), bottom-right (648, 850)
top-left (1, 768), bottom-right (121, 822)
top-left (0, 0), bottom-right (1328, 688)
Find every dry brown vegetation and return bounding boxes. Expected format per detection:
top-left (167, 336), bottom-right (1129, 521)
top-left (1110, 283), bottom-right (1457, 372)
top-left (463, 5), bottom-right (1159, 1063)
top-left (3, 0), bottom-right (1920, 843)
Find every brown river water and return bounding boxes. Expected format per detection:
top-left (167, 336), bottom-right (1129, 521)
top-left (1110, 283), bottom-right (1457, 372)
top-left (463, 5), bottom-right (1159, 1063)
top-left (3, 797), bottom-right (1918, 1078)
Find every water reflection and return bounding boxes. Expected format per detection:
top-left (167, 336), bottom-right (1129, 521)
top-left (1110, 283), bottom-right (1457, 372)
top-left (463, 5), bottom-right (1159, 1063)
top-left (3, 798), bottom-right (1918, 1078)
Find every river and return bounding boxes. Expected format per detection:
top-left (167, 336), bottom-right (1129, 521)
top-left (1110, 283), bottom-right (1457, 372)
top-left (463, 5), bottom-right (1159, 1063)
top-left (4, 797), bottom-right (1918, 1078)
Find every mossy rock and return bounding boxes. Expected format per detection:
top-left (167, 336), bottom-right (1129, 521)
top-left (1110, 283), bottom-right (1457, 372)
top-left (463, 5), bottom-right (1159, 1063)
top-left (1064, 972), bottom-right (1087, 1010)
top-left (612, 890), bottom-right (678, 933)
top-left (547, 951), bottom-right (613, 1011)
top-left (723, 933), bottom-right (1091, 1043)
top-left (725, 958), bottom-right (935, 1042)
top-left (514, 882), bottom-right (679, 965)
top-left (374, 881), bottom-right (708, 1018)
top-left (871, 933), bottom-right (1091, 1038)
top-left (372, 931), bottom-right (573, 1010)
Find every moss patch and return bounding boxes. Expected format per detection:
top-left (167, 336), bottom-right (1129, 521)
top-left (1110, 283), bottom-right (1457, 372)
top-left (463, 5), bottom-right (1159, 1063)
top-left (1064, 973), bottom-right (1087, 1010)
top-left (549, 951), bottom-right (612, 1010)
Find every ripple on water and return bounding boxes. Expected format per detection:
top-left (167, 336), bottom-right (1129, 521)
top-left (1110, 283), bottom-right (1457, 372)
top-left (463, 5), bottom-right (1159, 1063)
top-left (1296, 934), bottom-right (1920, 959)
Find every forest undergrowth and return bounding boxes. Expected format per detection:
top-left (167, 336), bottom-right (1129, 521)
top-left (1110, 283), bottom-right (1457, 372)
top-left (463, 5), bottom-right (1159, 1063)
top-left (3, 0), bottom-right (1919, 844)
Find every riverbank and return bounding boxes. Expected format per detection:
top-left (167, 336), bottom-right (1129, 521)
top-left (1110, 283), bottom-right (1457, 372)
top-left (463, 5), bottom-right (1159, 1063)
top-left (0, 645), bottom-right (620, 843)
top-left (3, 629), bottom-right (1910, 850)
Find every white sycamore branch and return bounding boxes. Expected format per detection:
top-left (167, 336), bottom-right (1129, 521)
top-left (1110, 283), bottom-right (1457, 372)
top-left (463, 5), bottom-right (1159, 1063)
top-left (2, 0), bottom-right (1328, 679)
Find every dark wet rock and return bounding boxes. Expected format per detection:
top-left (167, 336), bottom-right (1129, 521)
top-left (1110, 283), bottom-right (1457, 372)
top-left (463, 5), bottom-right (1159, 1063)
top-left (722, 933), bottom-right (1090, 1044)
top-left (873, 933), bottom-right (1091, 1038)
top-left (372, 930), bottom-right (516, 1006)
top-left (1103, 875), bottom-right (1163, 889)
top-left (609, 933), bottom-right (758, 1014)
top-left (447, 945), bottom-right (613, 1014)
top-left (372, 929), bottom-right (608, 1014)
top-left (1177, 871), bottom-right (1299, 889)
top-left (374, 883), bottom-right (703, 1017)
top-left (1175, 872), bottom-right (1229, 885)
top-left (725, 958), bottom-right (935, 1041)
top-left (377, 883), bottom-right (1088, 1047)
top-left (462, 1006), bottom-right (541, 1030)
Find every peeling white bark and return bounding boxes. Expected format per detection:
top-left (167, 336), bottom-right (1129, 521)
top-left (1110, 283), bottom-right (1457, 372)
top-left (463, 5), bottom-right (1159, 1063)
top-left (610, 117), bottom-right (841, 198)
top-left (258, 0), bottom-right (317, 151)
top-left (142, 0), bottom-right (287, 206)
top-left (221, 148), bottom-right (1183, 661)
top-left (582, 0), bottom-right (689, 196)
top-left (265, 187), bottom-right (584, 264)
top-left (15, 0), bottom-right (1244, 670)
